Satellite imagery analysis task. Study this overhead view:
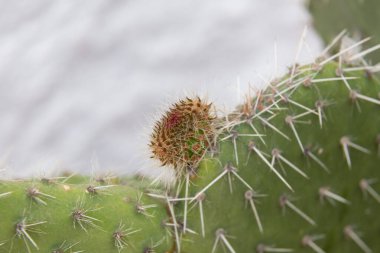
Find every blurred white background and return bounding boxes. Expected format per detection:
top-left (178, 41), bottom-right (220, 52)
top-left (0, 0), bottom-right (323, 179)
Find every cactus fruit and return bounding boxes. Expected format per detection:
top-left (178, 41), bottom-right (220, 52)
top-left (1, 36), bottom-right (380, 253)
top-left (149, 97), bottom-right (214, 175)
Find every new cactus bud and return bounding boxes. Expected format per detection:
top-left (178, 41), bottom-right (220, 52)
top-left (149, 97), bottom-right (215, 175)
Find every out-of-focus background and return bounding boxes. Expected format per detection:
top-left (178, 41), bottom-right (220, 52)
top-left (0, 0), bottom-right (324, 179)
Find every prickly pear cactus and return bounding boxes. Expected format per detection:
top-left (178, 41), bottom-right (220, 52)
top-left (1, 37), bottom-right (380, 253)
top-left (168, 54), bottom-right (380, 251)
top-left (0, 177), bottom-right (171, 252)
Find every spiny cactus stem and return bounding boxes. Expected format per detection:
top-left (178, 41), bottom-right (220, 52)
top-left (344, 225), bottom-right (372, 253)
top-left (168, 35), bottom-right (380, 251)
top-left (1, 180), bottom-right (170, 252)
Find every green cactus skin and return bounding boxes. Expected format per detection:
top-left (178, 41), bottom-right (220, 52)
top-left (0, 178), bottom-right (171, 253)
top-left (173, 61), bottom-right (380, 252)
top-left (308, 0), bottom-right (380, 63)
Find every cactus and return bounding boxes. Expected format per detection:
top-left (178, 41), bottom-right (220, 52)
top-left (167, 43), bottom-right (380, 251)
top-left (0, 177), bottom-right (171, 252)
top-left (1, 37), bottom-right (380, 253)
top-left (308, 0), bottom-right (380, 63)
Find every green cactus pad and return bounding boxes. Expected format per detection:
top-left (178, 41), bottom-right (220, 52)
top-left (175, 61), bottom-right (380, 253)
top-left (0, 178), bottom-right (171, 253)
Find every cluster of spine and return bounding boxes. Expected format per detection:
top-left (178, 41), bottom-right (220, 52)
top-left (0, 175), bottom-right (171, 253)
top-left (149, 97), bottom-right (214, 174)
